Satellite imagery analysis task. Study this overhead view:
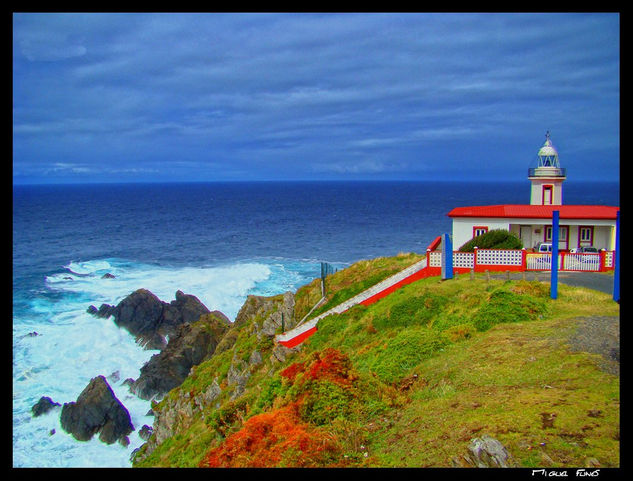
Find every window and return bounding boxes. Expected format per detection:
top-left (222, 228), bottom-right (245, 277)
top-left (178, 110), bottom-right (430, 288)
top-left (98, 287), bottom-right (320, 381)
top-left (473, 226), bottom-right (488, 237)
top-left (545, 225), bottom-right (568, 246)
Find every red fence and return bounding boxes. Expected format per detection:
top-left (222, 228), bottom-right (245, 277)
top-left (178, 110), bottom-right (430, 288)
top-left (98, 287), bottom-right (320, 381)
top-left (428, 248), bottom-right (615, 273)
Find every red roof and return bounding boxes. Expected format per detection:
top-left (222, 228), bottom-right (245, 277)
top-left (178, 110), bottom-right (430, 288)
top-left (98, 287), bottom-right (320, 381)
top-left (447, 204), bottom-right (619, 220)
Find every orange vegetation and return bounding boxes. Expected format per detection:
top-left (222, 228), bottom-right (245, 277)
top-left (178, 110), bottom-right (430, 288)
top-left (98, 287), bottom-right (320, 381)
top-left (200, 349), bottom-right (360, 467)
top-left (282, 348), bottom-right (357, 386)
top-left (199, 401), bottom-right (343, 467)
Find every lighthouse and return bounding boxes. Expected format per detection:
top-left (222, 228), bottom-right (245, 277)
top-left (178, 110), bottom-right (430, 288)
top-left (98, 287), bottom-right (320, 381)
top-left (528, 131), bottom-right (566, 205)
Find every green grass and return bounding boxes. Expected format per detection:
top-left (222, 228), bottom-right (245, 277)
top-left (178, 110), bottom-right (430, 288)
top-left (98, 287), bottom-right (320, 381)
top-left (133, 254), bottom-right (619, 468)
top-left (294, 252), bottom-right (425, 321)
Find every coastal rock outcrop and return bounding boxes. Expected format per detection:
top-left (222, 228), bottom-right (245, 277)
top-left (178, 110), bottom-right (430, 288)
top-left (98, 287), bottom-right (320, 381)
top-left (88, 289), bottom-right (213, 350)
top-left (60, 375), bottom-right (134, 445)
top-left (129, 312), bottom-right (231, 400)
top-left (31, 396), bottom-right (61, 417)
top-left (234, 291), bottom-right (296, 335)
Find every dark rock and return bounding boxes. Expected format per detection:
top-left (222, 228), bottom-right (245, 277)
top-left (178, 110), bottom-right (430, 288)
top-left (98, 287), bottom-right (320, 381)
top-left (139, 424), bottom-right (153, 441)
top-left (88, 289), bottom-right (213, 350)
top-left (130, 312), bottom-right (230, 400)
top-left (101, 273), bottom-right (116, 279)
top-left (60, 375), bottom-right (134, 445)
top-left (171, 290), bottom-right (212, 324)
top-left (122, 378), bottom-right (136, 388)
top-left (130, 448), bottom-right (140, 462)
top-left (31, 396), bottom-right (61, 417)
top-left (88, 303), bottom-right (116, 319)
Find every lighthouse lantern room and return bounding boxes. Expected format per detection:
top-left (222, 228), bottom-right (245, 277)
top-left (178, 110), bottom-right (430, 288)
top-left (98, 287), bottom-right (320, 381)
top-left (528, 131), bottom-right (566, 205)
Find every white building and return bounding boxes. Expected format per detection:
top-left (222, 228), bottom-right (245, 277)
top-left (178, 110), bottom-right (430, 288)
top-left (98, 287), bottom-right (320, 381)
top-left (448, 132), bottom-right (619, 252)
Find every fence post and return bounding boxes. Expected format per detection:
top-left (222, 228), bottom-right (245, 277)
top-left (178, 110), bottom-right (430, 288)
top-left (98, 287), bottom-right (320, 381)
top-left (441, 233), bottom-right (453, 280)
top-left (551, 211), bottom-right (559, 300)
top-left (521, 248), bottom-right (527, 272)
top-left (613, 211), bottom-right (620, 303)
top-left (473, 246), bottom-right (479, 273)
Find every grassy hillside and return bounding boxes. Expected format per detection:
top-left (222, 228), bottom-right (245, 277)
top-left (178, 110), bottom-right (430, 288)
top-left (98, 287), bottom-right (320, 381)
top-left (132, 254), bottom-right (619, 468)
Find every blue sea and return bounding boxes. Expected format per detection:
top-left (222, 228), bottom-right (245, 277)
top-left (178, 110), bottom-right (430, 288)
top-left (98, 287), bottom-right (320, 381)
top-left (12, 180), bottom-right (619, 467)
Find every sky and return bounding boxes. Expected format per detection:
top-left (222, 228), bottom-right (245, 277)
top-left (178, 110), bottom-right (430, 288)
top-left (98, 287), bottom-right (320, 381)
top-left (12, 12), bottom-right (620, 185)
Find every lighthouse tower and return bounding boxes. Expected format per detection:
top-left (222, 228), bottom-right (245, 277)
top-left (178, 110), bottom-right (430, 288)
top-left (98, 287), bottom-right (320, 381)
top-left (528, 131), bottom-right (566, 205)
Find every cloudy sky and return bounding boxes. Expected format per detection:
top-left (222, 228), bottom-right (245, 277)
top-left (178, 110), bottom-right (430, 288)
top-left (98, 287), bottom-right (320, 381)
top-left (13, 12), bottom-right (619, 184)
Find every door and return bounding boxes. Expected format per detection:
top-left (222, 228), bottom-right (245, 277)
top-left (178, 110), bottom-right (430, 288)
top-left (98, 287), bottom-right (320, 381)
top-left (579, 226), bottom-right (594, 248)
top-left (519, 225), bottom-right (532, 249)
top-left (543, 185), bottom-right (553, 205)
top-left (558, 226), bottom-right (569, 250)
top-left (545, 225), bottom-right (569, 250)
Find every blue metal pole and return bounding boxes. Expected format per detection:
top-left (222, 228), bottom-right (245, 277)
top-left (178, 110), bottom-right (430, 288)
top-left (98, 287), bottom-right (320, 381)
top-left (551, 210), bottom-right (559, 299)
top-left (442, 233), bottom-right (453, 280)
top-left (613, 210), bottom-right (620, 302)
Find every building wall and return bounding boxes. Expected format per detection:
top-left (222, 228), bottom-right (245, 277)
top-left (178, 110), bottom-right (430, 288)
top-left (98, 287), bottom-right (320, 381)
top-left (452, 217), bottom-right (617, 251)
top-left (529, 178), bottom-right (564, 205)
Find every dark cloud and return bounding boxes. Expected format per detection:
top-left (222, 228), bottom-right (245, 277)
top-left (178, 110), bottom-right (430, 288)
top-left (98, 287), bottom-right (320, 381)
top-left (13, 13), bottom-right (619, 183)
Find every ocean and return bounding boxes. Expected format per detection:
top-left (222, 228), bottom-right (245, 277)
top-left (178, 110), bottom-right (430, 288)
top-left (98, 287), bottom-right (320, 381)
top-left (12, 180), bottom-right (619, 467)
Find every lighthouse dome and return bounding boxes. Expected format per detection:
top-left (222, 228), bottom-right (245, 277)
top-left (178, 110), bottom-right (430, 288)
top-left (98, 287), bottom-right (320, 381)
top-left (538, 140), bottom-right (558, 158)
top-left (536, 131), bottom-right (559, 167)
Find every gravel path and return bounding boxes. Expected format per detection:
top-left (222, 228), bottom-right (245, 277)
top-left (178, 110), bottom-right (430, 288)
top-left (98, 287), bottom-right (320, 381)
top-left (489, 271), bottom-right (616, 296)
top-left (486, 271), bottom-right (619, 376)
top-left (567, 315), bottom-right (620, 376)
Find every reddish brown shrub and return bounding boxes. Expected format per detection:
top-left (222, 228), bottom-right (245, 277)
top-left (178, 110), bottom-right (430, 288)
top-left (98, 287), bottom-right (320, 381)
top-left (199, 401), bottom-right (343, 467)
top-left (280, 361), bottom-right (305, 383)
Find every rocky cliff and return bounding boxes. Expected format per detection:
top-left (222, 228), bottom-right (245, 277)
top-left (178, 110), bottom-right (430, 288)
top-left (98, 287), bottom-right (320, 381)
top-left (131, 290), bottom-right (299, 464)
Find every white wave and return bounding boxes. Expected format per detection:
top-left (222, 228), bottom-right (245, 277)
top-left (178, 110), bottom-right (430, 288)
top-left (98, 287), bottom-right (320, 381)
top-left (47, 259), bottom-right (278, 321)
top-left (64, 259), bottom-right (114, 275)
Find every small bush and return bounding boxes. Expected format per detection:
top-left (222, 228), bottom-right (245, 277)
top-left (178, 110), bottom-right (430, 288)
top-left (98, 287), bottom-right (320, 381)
top-left (360, 327), bottom-right (448, 384)
top-left (472, 289), bottom-right (548, 331)
top-left (300, 380), bottom-right (355, 425)
top-left (443, 323), bottom-right (476, 342)
top-left (458, 229), bottom-right (523, 252)
top-left (377, 293), bottom-right (446, 330)
top-left (254, 376), bottom-right (285, 413)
